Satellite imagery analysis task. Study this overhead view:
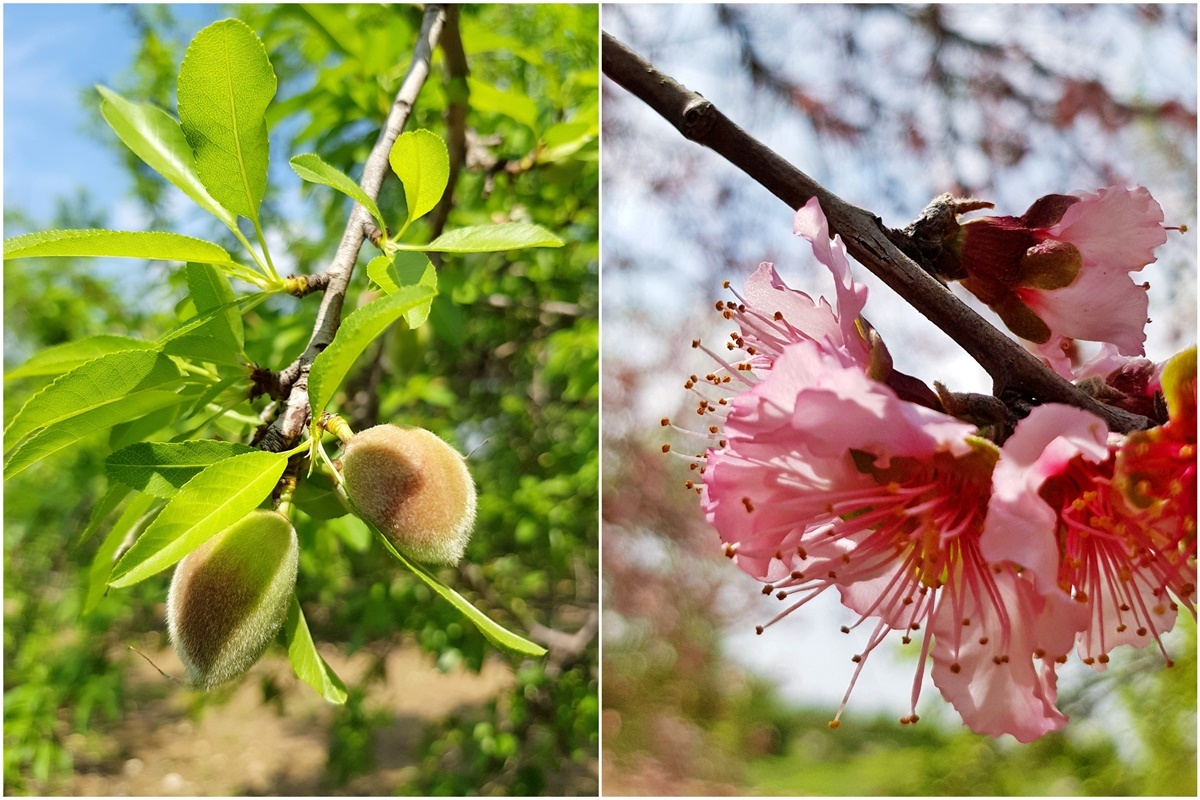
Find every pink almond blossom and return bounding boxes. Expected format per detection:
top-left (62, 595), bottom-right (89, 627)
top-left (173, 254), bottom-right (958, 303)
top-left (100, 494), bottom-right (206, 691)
top-left (672, 196), bottom-right (1189, 743)
top-left (983, 403), bottom-right (1195, 667)
top-left (950, 187), bottom-right (1168, 378)
top-left (701, 338), bottom-right (1079, 740)
top-left (711, 196), bottom-right (871, 375)
top-left (1114, 347), bottom-right (1197, 611)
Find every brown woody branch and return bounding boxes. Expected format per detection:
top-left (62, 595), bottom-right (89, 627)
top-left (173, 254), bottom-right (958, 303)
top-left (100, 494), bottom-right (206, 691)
top-left (258, 5), bottom-right (448, 453)
top-left (601, 32), bottom-right (1153, 434)
top-left (428, 4), bottom-right (469, 247)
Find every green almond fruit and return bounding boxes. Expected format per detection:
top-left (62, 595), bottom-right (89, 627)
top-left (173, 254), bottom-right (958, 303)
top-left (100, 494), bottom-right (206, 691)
top-left (167, 509), bottom-right (299, 689)
top-left (341, 424), bottom-right (477, 565)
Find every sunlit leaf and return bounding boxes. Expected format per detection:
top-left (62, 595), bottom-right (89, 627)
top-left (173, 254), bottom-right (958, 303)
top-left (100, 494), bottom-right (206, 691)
top-left (466, 77), bottom-right (539, 131)
top-left (96, 85), bottom-right (237, 229)
top-left (4, 349), bottom-right (179, 453)
top-left (388, 129), bottom-right (449, 232)
top-left (186, 262), bottom-right (244, 350)
top-left (159, 291), bottom-right (271, 344)
top-left (75, 483), bottom-right (132, 549)
top-left (3, 229), bottom-right (234, 266)
top-left (537, 121), bottom-right (597, 164)
top-left (107, 449), bottom-right (288, 587)
top-left (83, 492), bottom-right (157, 616)
top-left (365, 252), bottom-right (437, 327)
top-left (401, 223), bottom-right (563, 254)
top-left (177, 19), bottom-right (276, 221)
top-left (290, 153), bottom-right (386, 234)
top-left (307, 285), bottom-right (436, 419)
top-left (285, 594), bottom-right (348, 704)
top-left (458, 22), bottom-right (545, 66)
top-left (106, 440), bottom-right (258, 498)
top-left (374, 522), bottom-right (547, 659)
top-left (5, 336), bottom-right (158, 382)
top-left (4, 390), bottom-right (186, 479)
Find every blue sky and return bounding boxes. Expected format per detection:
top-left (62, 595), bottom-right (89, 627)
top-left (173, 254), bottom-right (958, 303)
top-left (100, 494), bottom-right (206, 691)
top-left (4, 4), bottom-right (222, 225)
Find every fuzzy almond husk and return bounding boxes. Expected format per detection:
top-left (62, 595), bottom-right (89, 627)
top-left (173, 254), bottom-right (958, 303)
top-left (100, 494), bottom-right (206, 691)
top-left (342, 425), bottom-right (477, 565)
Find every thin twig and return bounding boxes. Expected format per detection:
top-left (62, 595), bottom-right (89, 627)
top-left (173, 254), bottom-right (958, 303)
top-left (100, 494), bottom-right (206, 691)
top-left (259, 5), bottom-right (448, 453)
top-left (601, 32), bottom-right (1152, 434)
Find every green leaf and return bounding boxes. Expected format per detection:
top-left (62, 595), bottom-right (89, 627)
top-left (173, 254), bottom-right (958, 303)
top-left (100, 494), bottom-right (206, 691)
top-left (5, 336), bottom-right (158, 382)
top-left (388, 129), bottom-right (449, 232)
top-left (107, 449), bottom-right (288, 587)
top-left (96, 85), bottom-right (237, 229)
top-left (177, 374), bottom-right (248, 435)
top-left (109, 394), bottom-right (194, 452)
top-left (161, 338), bottom-right (244, 368)
top-left (186, 262), bottom-right (244, 350)
top-left (459, 23), bottom-right (545, 66)
top-left (76, 484), bottom-right (132, 549)
top-left (369, 517), bottom-right (546, 659)
top-left (335, 484), bottom-right (546, 659)
top-left (162, 264), bottom-right (247, 366)
top-left (285, 594), bottom-right (348, 704)
top-left (307, 285), bottom-right (436, 419)
top-left (4, 349), bottom-right (179, 453)
top-left (466, 77), bottom-right (539, 131)
top-left (83, 492), bottom-right (157, 616)
top-left (290, 153), bottom-right (386, 234)
top-left (292, 470), bottom-right (349, 520)
top-left (3, 229), bottom-right (234, 266)
top-left (537, 121), bottom-right (596, 164)
top-left (365, 255), bottom-right (399, 293)
top-left (402, 223), bottom-right (563, 254)
top-left (4, 390), bottom-right (186, 479)
top-left (106, 440), bottom-right (258, 498)
top-left (429, 295), bottom-right (466, 348)
top-left (365, 252), bottom-right (437, 328)
top-left (177, 19), bottom-right (276, 221)
top-left (159, 291), bottom-right (271, 344)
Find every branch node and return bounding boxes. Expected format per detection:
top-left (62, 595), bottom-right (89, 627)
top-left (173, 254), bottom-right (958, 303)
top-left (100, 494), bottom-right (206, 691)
top-left (364, 220), bottom-right (385, 248)
top-left (682, 97), bottom-right (715, 138)
top-left (248, 363), bottom-right (284, 402)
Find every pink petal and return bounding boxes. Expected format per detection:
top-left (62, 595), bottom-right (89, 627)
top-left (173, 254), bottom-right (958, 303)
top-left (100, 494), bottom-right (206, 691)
top-left (982, 405), bottom-right (1110, 593)
top-left (1076, 573), bottom-right (1179, 666)
top-left (760, 343), bottom-right (976, 464)
top-left (1018, 263), bottom-right (1149, 356)
top-left (931, 570), bottom-right (1086, 743)
top-left (1049, 186), bottom-right (1167, 271)
top-left (742, 262), bottom-right (844, 349)
top-left (1073, 343), bottom-right (1132, 381)
top-left (793, 198), bottom-right (870, 353)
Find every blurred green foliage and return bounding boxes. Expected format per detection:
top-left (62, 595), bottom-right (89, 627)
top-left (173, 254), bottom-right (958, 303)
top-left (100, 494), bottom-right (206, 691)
top-left (4, 4), bottom-right (597, 795)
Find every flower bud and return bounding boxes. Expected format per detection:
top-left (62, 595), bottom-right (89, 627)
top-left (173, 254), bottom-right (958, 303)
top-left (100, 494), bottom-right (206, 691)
top-left (341, 424), bottom-right (476, 565)
top-left (167, 509), bottom-right (298, 689)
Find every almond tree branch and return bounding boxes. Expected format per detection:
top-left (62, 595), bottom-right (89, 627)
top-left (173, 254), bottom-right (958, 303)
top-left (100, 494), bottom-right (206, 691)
top-left (429, 4), bottom-right (469, 246)
top-left (602, 32), bottom-right (1152, 434)
top-left (259, 5), bottom-right (447, 453)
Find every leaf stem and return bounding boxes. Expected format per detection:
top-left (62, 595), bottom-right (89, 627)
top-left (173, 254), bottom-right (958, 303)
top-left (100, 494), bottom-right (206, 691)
top-left (228, 226), bottom-right (273, 279)
top-left (219, 259), bottom-right (273, 289)
top-left (251, 218), bottom-right (281, 283)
